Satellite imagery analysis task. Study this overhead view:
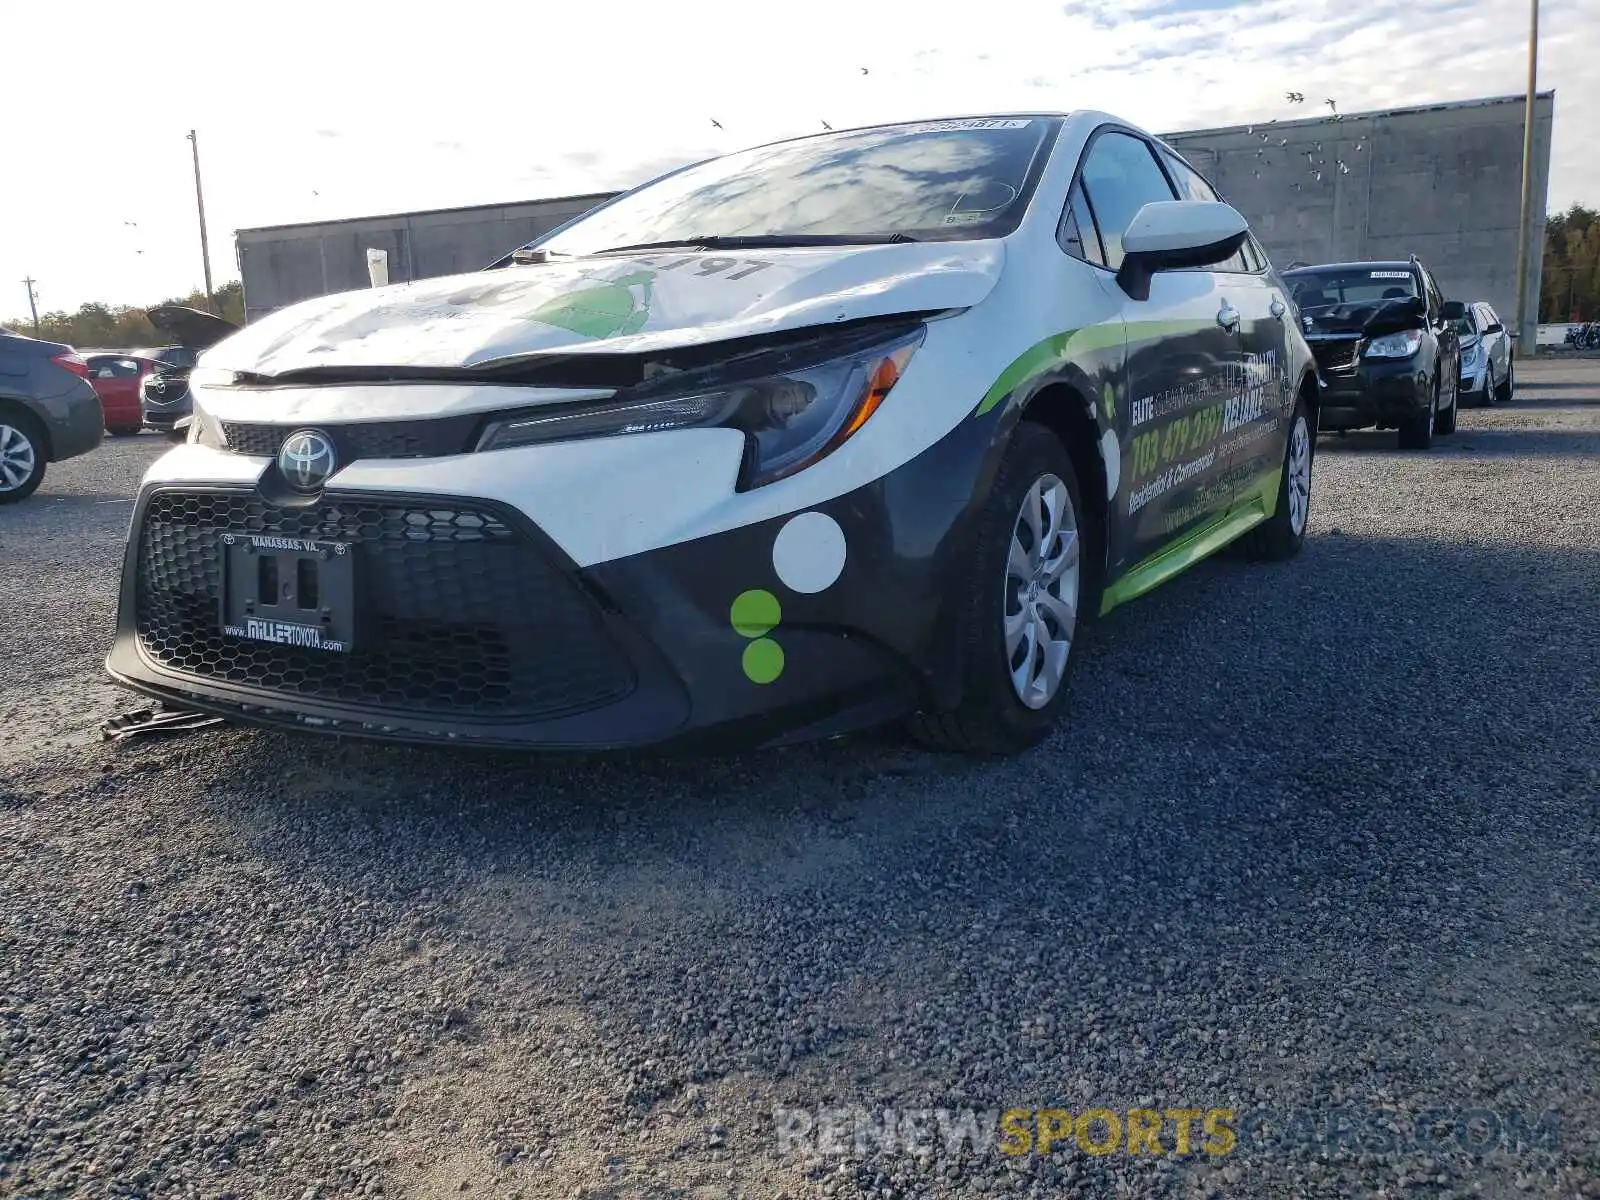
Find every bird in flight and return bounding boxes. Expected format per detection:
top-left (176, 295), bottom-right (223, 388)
top-left (1286, 91), bottom-right (1305, 103)
top-left (860, 66), bottom-right (870, 75)
top-left (1325, 98), bottom-right (1338, 111)
top-left (711, 118), bottom-right (723, 129)
top-left (821, 120), bottom-right (833, 130)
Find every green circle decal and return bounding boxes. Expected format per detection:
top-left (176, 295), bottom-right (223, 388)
top-left (730, 589), bottom-right (781, 638)
top-left (742, 638), bottom-right (785, 684)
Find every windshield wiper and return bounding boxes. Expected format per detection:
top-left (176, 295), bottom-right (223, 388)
top-left (594, 232), bottom-right (921, 255)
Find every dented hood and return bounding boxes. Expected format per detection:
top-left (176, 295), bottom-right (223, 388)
top-left (207, 241), bottom-right (1007, 377)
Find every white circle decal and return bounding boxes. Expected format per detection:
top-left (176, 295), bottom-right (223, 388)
top-left (772, 511), bottom-right (847, 594)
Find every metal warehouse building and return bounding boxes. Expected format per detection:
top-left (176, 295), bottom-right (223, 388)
top-left (1163, 92), bottom-right (1554, 336)
top-left (235, 192), bottom-right (619, 323)
top-left (236, 92), bottom-right (1553, 330)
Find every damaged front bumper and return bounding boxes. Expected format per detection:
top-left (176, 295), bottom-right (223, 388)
top-left (104, 419), bottom-right (997, 753)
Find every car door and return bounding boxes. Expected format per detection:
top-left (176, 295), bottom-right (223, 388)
top-left (1479, 304), bottom-right (1510, 382)
top-left (1421, 266), bottom-right (1458, 412)
top-left (1157, 150), bottom-right (1293, 508)
top-left (1077, 129), bottom-right (1240, 571)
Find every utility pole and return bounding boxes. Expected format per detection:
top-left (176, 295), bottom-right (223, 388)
top-left (21, 277), bottom-right (40, 336)
top-left (1512, 0), bottom-right (1540, 357)
top-left (186, 129), bottom-right (215, 312)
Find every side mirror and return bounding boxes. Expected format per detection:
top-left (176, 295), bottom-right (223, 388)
top-left (1115, 201), bottom-right (1249, 301)
top-left (1440, 300), bottom-right (1466, 321)
top-left (1484, 322), bottom-right (1504, 335)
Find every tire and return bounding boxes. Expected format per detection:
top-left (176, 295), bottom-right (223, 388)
top-left (1244, 394), bottom-right (1314, 561)
top-left (1497, 361), bottom-right (1515, 403)
top-left (0, 410), bottom-right (48, 504)
top-left (906, 422), bottom-right (1086, 756)
top-left (1397, 382), bottom-right (1437, 450)
top-left (1481, 364), bottom-right (1496, 408)
top-left (1435, 374), bottom-right (1458, 435)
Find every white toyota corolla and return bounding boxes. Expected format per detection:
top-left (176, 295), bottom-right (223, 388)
top-left (108, 112), bottom-right (1319, 754)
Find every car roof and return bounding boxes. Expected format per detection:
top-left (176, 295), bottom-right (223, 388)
top-left (733, 112), bottom-right (1075, 153)
top-left (1283, 261), bottom-right (1415, 274)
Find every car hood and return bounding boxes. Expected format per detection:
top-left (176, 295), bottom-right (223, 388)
top-left (205, 241), bottom-right (1006, 377)
top-left (1300, 296), bottom-right (1424, 339)
top-left (146, 305), bottom-right (240, 350)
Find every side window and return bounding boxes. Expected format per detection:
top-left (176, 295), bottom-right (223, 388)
top-left (1428, 272), bottom-right (1444, 318)
top-left (1160, 151), bottom-right (1220, 204)
top-left (1159, 148), bottom-right (1252, 273)
top-left (1077, 131), bottom-right (1177, 270)
top-left (1057, 181), bottom-right (1105, 267)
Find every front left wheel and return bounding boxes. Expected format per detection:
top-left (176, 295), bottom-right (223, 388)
top-left (907, 422), bottom-right (1085, 756)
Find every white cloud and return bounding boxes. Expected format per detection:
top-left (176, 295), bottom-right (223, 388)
top-left (2, 0), bottom-right (1594, 316)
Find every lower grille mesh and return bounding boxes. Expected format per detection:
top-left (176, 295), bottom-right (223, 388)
top-left (134, 491), bottom-right (633, 720)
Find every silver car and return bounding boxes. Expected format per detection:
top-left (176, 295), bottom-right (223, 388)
top-left (1456, 300), bottom-right (1515, 406)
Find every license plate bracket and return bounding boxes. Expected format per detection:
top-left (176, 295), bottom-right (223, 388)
top-left (219, 533), bottom-right (356, 652)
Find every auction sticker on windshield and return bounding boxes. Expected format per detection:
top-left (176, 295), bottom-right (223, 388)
top-left (900, 119), bottom-right (1033, 133)
top-left (1369, 271), bottom-right (1412, 279)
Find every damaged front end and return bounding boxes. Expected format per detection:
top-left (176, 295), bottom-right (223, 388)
top-left (1301, 296), bottom-right (1433, 432)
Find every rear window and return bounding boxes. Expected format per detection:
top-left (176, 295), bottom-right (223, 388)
top-left (87, 356), bottom-right (143, 378)
top-left (1285, 267), bottom-right (1418, 309)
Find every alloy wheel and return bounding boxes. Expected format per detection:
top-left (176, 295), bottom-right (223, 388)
top-left (1287, 415), bottom-right (1312, 536)
top-left (0, 424), bottom-right (37, 493)
top-left (1003, 473), bottom-right (1080, 710)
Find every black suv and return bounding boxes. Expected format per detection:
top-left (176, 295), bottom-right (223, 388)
top-left (1282, 258), bottom-right (1463, 449)
top-left (138, 306), bottom-right (239, 438)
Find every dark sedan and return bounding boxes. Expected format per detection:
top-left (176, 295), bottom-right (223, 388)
top-left (0, 328), bottom-right (105, 501)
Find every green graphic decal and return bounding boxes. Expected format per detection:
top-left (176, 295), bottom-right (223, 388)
top-left (729, 588), bottom-right (784, 683)
top-left (1100, 380), bottom-right (1116, 422)
top-left (730, 589), bottom-right (781, 638)
top-left (525, 269), bottom-right (655, 339)
top-left (741, 639), bottom-right (785, 685)
top-left (972, 319), bottom-right (1215, 418)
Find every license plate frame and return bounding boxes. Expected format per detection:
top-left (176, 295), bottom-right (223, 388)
top-left (219, 532), bottom-right (357, 653)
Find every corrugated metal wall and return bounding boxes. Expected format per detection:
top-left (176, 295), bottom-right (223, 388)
top-left (1164, 93), bottom-right (1554, 327)
top-left (235, 194), bottom-right (618, 323)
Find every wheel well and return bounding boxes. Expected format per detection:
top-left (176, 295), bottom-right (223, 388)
top-left (0, 399), bottom-right (51, 460)
top-left (1297, 371), bottom-right (1319, 428)
top-left (1019, 383), bottom-right (1109, 607)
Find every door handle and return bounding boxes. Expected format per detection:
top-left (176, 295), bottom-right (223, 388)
top-left (1269, 297), bottom-right (1287, 319)
top-left (1217, 301), bottom-right (1240, 331)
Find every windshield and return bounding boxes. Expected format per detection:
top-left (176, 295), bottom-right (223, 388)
top-left (1453, 310), bottom-right (1480, 337)
top-left (1285, 267), bottom-right (1419, 311)
top-left (535, 118), bottom-right (1060, 255)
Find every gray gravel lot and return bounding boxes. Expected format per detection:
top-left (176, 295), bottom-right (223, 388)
top-left (2, 365), bottom-right (1597, 1200)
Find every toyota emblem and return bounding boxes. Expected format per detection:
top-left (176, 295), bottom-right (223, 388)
top-left (278, 429), bottom-right (338, 492)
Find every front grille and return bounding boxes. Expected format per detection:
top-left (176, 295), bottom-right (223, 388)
top-left (221, 415), bottom-right (485, 461)
top-left (1309, 338), bottom-right (1360, 374)
top-left (143, 377), bottom-right (191, 407)
top-left (134, 490), bottom-right (634, 720)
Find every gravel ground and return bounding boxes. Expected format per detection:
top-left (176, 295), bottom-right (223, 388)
top-left (2, 365), bottom-right (1597, 1200)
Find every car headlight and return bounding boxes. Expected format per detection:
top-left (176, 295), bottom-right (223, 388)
top-left (1363, 330), bottom-right (1424, 359)
top-left (476, 327), bottom-right (924, 488)
top-left (188, 367), bottom-right (240, 389)
top-left (1460, 339), bottom-right (1483, 367)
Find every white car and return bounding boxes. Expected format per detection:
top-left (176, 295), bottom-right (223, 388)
top-left (107, 112), bottom-right (1319, 755)
top-left (1455, 300), bottom-right (1515, 405)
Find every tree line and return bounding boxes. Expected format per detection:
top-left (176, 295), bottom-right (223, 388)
top-left (3, 281), bottom-right (244, 349)
top-left (4, 206), bottom-right (1597, 344)
top-left (1540, 204), bottom-right (1598, 323)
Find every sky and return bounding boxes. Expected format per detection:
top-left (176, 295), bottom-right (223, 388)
top-left (3, 0), bottom-right (1596, 319)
